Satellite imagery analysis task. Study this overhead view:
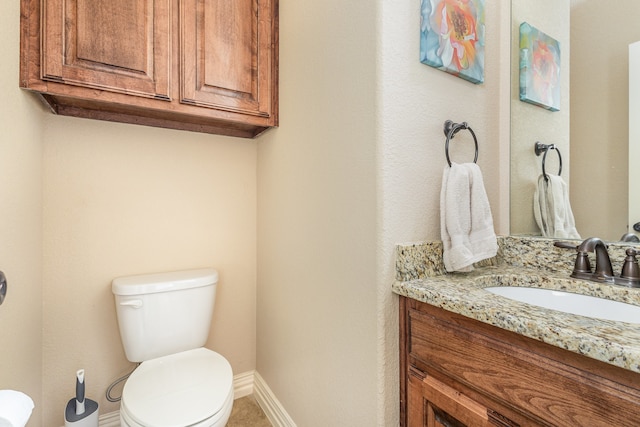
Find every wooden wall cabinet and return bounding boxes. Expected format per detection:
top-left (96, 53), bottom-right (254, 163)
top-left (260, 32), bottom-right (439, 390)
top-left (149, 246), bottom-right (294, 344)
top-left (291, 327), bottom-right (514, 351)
top-left (400, 296), bottom-right (640, 427)
top-left (20, 0), bottom-right (278, 138)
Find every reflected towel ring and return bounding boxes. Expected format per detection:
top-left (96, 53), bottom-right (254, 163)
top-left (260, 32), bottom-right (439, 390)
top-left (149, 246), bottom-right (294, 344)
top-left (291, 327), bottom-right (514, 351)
top-left (534, 141), bottom-right (562, 182)
top-left (443, 120), bottom-right (479, 167)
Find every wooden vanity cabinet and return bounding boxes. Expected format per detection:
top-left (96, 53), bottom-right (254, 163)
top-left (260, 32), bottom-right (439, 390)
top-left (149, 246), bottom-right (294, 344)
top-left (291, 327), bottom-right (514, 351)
top-left (20, 0), bottom-right (278, 138)
top-left (400, 296), bottom-right (640, 427)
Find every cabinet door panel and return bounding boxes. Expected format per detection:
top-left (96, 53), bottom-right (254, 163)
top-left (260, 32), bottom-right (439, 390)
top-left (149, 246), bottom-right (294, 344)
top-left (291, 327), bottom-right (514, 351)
top-left (76, 1), bottom-right (146, 71)
top-left (203, 1), bottom-right (253, 94)
top-left (409, 370), bottom-right (519, 427)
top-left (180, 0), bottom-right (274, 117)
top-left (422, 374), bottom-right (490, 427)
top-left (42, 0), bottom-right (171, 99)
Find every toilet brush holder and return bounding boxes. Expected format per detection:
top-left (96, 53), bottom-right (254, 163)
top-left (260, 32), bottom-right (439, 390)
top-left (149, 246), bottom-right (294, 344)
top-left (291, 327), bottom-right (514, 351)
top-left (64, 370), bottom-right (98, 427)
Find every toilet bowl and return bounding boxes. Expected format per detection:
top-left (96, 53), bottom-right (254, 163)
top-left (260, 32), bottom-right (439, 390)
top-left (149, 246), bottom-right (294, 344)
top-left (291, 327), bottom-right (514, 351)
top-left (120, 348), bottom-right (233, 427)
top-left (112, 269), bottom-right (233, 427)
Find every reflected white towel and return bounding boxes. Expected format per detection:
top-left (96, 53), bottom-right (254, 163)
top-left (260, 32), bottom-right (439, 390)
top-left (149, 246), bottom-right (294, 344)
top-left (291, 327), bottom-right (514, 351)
top-left (533, 175), bottom-right (580, 239)
top-left (440, 163), bottom-right (498, 272)
top-left (533, 175), bottom-right (552, 236)
top-left (0, 390), bottom-right (34, 427)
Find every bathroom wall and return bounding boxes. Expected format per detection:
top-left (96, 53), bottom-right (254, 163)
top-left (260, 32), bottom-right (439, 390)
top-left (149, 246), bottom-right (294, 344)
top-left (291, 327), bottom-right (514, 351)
top-left (41, 118), bottom-right (258, 422)
top-left (0, 1), bottom-right (44, 425)
top-left (257, 1), bottom-right (510, 426)
top-left (256, 0), bottom-right (378, 424)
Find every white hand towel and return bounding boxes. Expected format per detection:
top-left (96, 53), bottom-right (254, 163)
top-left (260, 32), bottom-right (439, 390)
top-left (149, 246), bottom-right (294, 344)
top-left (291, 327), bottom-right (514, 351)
top-left (533, 174), bottom-right (553, 236)
top-left (441, 163), bottom-right (474, 272)
top-left (548, 175), bottom-right (580, 239)
top-left (533, 175), bottom-right (580, 239)
top-left (466, 163), bottom-right (499, 261)
top-left (441, 163), bottom-right (498, 272)
top-left (0, 390), bottom-right (34, 427)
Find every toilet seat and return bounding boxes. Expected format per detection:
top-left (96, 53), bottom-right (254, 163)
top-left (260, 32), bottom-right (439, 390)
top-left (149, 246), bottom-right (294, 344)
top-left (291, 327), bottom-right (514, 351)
top-left (120, 348), bottom-right (233, 427)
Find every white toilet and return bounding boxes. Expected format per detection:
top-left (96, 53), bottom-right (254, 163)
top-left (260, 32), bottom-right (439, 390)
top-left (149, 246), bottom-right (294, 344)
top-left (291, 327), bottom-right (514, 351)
top-left (112, 268), bottom-right (233, 427)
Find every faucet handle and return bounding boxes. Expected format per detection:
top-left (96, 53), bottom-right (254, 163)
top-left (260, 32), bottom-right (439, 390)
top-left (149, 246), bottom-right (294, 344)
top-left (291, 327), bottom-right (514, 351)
top-left (553, 240), bottom-right (593, 278)
top-left (571, 252), bottom-right (592, 277)
top-left (614, 248), bottom-right (640, 287)
top-left (554, 241), bottom-right (578, 250)
top-left (621, 248), bottom-right (640, 281)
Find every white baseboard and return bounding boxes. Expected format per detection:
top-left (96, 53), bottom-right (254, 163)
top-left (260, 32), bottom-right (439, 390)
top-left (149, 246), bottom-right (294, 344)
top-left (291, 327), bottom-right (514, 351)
top-left (94, 370), bottom-right (293, 427)
top-left (98, 411), bottom-right (120, 427)
top-left (233, 370), bottom-right (256, 399)
top-left (253, 372), bottom-right (297, 427)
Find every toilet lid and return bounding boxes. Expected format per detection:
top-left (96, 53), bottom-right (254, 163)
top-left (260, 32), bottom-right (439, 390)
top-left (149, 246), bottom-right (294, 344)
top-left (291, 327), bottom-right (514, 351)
top-left (122, 348), bottom-right (233, 427)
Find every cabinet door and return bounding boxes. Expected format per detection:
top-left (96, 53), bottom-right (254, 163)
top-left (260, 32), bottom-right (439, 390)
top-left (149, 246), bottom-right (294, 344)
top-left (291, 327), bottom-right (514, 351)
top-left (409, 372), bottom-right (518, 427)
top-left (180, 0), bottom-right (275, 118)
top-left (41, 0), bottom-right (171, 99)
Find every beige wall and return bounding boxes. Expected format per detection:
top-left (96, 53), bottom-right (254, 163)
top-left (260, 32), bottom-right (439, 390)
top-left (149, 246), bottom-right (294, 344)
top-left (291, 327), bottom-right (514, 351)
top-left (510, 0), bottom-right (570, 236)
top-left (0, 1), bottom-right (44, 425)
top-left (41, 119), bottom-right (257, 422)
top-left (256, 0), bottom-right (378, 424)
top-left (257, 1), bottom-right (510, 426)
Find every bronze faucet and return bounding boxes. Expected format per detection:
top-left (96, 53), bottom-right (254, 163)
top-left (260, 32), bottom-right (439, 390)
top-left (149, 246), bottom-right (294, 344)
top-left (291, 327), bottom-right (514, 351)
top-left (554, 237), bottom-right (640, 287)
top-left (574, 237), bottom-right (614, 281)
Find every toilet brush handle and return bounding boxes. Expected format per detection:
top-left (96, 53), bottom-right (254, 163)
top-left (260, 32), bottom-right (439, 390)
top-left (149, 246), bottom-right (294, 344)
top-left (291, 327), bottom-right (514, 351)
top-left (75, 370), bottom-right (85, 415)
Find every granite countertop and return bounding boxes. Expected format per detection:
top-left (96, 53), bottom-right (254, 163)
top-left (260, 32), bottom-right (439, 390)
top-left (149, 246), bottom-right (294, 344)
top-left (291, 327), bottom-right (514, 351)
top-left (393, 236), bottom-right (640, 373)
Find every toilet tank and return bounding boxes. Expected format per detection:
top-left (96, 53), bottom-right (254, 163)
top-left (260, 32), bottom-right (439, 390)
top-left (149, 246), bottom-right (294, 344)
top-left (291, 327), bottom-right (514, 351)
top-left (112, 268), bottom-right (218, 362)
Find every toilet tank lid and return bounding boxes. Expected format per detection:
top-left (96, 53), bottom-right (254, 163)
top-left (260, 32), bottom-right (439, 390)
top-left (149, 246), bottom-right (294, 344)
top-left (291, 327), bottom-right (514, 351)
top-left (112, 268), bottom-right (218, 296)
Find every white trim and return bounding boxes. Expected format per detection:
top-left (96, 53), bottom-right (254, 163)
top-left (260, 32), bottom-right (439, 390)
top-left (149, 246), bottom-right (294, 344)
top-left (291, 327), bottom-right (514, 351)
top-left (88, 370), bottom-right (296, 427)
top-left (233, 370), bottom-right (255, 399)
top-left (98, 411), bottom-right (120, 427)
top-left (253, 371), bottom-right (297, 427)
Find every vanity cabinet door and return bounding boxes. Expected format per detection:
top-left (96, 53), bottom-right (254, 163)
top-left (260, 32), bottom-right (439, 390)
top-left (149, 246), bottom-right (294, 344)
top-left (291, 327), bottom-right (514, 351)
top-left (408, 368), bottom-right (517, 427)
top-left (409, 371), bottom-right (487, 427)
top-left (180, 0), bottom-right (276, 119)
top-left (41, 0), bottom-right (171, 100)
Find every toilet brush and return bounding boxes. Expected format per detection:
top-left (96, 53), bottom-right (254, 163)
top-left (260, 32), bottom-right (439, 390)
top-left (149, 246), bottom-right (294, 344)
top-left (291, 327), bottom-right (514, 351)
top-left (64, 370), bottom-right (98, 427)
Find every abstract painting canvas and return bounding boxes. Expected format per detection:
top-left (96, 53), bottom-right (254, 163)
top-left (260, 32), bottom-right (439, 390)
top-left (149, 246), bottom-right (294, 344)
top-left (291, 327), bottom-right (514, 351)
top-left (519, 22), bottom-right (561, 111)
top-left (420, 0), bottom-right (485, 84)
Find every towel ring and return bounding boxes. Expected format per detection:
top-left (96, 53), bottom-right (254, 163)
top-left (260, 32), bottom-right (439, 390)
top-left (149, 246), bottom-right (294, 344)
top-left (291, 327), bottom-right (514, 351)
top-left (534, 141), bottom-right (562, 182)
top-left (443, 120), bottom-right (478, 167)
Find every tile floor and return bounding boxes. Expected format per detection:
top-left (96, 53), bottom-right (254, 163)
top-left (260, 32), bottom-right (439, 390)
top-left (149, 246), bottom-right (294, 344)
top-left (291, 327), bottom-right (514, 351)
top-left (227, 395), bottom-right (272, 426)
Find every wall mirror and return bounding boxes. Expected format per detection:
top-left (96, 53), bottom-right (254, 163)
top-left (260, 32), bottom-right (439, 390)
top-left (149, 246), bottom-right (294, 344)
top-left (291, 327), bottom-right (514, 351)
top-left (510, 0), bottom-right (640, 242)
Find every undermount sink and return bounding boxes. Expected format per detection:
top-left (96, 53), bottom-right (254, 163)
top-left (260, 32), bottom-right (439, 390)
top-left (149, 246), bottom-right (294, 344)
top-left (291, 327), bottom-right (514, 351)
top-left (485, 286), bottom-right (640, 324)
